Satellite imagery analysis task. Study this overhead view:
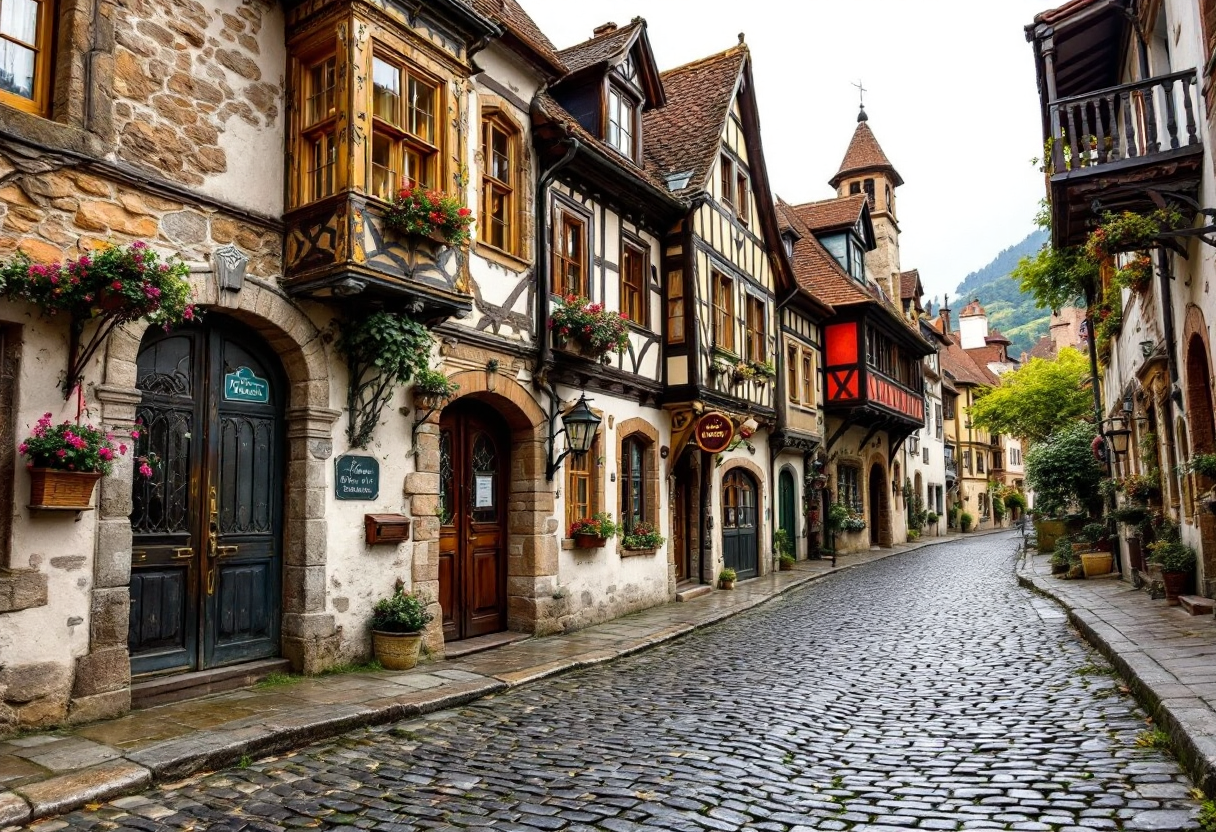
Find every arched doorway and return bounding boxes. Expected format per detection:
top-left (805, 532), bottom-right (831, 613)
top-left (129, 316), bottom-right (286, 675)
top-left (778, 468), bottom-right (797, 558)
top-left (438, 399), bottom-right (509, 641)
top-left (868, 463), bottom-right (885, 546)
top-left (722, 469), bottom-right (759, 580)
top-left (1186, 333), bottom-right (1216, 589)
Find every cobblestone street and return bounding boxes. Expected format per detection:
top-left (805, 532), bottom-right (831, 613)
top-left (26, 534), bottom-right (1203, 832)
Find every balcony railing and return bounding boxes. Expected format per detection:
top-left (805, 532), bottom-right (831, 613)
top-left (1048, 69), bottom-right (1200, 176)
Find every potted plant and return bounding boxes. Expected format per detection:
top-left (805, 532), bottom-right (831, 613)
top-left (569, 513), bottom-right (618, 549)
top-left (383, 184), bottom-right (474, 246)
top-left (773, 528), bottom-right (793, 567)
top-left (826, 502), bottom-right (850, 533)
top-left (1085, 208), bottom-right (1186, 261)
top-left (960, 511), bottom-right (974, 532)
top-left (718, 567), bottom-right (737, 590)
top-left (622, 522), bottom-right (664, 551)
top-left (370, 585), bottom-right (434, 670)
top-left (1122, 472), bottom-right (1161, 503)
top-left (19, 414), bottom-right (136, 508)
top-left (548, 295), bottom-right (630, 361)
top-left (1148, 540), bottom-right (1197, 605)
top-left (732, 361), bottom-right (757, 384)
top-left (748, 360), bottom-right (776, 386)
top-left (779, 553), bottom-right (796, 570)
top-left (412, 368), bottom-right (459, 411)
top-left (925, 511), bottom-right (940, 527)
top-left (1050, 537), bottom-right (1076, 575)
top-left (1114, 254), bottom-right (1154, 294)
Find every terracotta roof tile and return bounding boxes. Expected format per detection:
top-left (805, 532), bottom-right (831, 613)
top-left (829, 116), bottom-right (903, 188)
top-left (470, 0), bottom-right (566, 75)
top-left (776, 198), bottom-right (875, 307)
top-left (1033, 0), bottom-right (1103, 25)
top-left (900, 269), bottom-right (921, 301)
top-left (792, 194), bottom-right (867, 233)
top-left (940, 338), bottom-right (995, 387)
top-left (556, 20), bottom-right (641, 74)
top-left (642, 45), bottom-right (747, 197)
top-left (1027, 334), bottom-right (1056, 360)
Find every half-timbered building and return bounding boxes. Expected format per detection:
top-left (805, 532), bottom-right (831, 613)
top-left (644, 41), bottom-right (793, 585)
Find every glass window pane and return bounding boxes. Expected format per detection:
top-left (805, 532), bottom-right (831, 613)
top-left (0, 38), bottom-right (34, 100)
top-left (491, 126), bottom-right (510, 183)
top-left (372, 57), bottom-right (400, 125)
top-left (0, 0), bottom-right (37, 46)
top-left (371, 132), bottom-right (396, 200)
top-left (407, 75), bottom-right (435, 144)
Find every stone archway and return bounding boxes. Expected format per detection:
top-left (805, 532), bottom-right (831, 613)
top-left (1182, 305), bottom-right (1216, 594)
top-left (416, 369), bottom-right (551, 651)
top-left (79, 274), bottom-right (339, 723)
top-left (868, 458), bottom-right (892, 548)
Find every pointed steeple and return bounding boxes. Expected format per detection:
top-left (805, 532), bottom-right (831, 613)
top-left (828, 111), bottom-right (903, 189)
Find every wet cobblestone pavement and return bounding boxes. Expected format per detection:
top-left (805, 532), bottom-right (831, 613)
top-left (25, 533), bottom-right (1203, 831)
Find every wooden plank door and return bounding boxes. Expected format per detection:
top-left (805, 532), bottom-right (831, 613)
top-left (438, 402), bottom-right (508, 641)
top-left (673, 476), bottom-right (688, 582)
top-left (779, 469), bottom-right (796, 551)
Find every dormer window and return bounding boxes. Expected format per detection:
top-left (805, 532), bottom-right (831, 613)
top-left (781, 233), bottom-right (794, 258)
top-left (618, 53), bottom-right (637, 83)
top-left (607, 84), bottom-right (637, 159)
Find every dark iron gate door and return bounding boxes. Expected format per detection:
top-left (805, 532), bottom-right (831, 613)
top-left (438, 401), bottom-right (508, 642)
top-left (722, 470), bottom-right (758, 580)
top-left (129, 319), bottom-right (284, 676)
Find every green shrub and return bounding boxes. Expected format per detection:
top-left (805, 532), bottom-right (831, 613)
top-left (960, 512), bottom-right (975, 532)
top-left (370, 588), bottom-right (433, 634)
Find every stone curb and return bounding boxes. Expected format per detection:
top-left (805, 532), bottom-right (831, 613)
top-left (1017, 569), bottom-right (1216, 797)
top-left (1, 531), bottom-right (1008, 825)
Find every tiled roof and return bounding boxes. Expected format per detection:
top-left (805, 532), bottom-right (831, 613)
top-left (1033, 0), bottom-right (1102, 25)
top-left (775, 199), bottom-right (845, 308)
top-left (966, 344), bottom-right (1009, 374)
top-left (556, 19), bottom-right (642, 74)
top-left (900, 269), bottom-right (921, 301)
top-left (829, 115), bottom-right (903, 188)
top-left (941, 338), bottom-right (995, 387)
top-left (985, 329), bottom-right (1012, 345)
top-left (532, 91), bottom-right (673, 195)
top-left (470, 0), bottom-right (566, 75)
top-left (792, 194), bottom-right (867, 233)
top-left (1027, 334), bottom-right (1056, 360)
top-left (642, 45), bottom-right (747, 197)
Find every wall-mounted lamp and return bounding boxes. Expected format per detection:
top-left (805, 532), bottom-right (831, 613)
top-left (1103, 414), bottom-right (1131, 456)
top-left (545, 392), bottom-right (602, 480)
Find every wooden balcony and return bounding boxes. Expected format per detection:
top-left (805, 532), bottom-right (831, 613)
top-left (1046, 69), bottom-right (1204, 248)
top-left (282, 194), bottom-right (473, 323)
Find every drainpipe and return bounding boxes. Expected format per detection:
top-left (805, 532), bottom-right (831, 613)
top-left (533, 138), bottom-right (581, 378)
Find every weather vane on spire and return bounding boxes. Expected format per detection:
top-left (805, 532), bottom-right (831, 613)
top-left (852, 79), bottom-right (869, 122)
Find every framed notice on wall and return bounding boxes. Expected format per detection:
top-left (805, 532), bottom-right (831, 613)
top-left (335, 455), bottom-right (380, 501)
top-left (474, 474), bottom-right (494, 508)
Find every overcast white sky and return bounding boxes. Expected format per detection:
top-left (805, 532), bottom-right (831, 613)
top-left (521, 0), bottom-right (1053, 301)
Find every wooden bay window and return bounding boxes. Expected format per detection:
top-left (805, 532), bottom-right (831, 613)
top-left (371, 55), bottom-right (438, 198)
top-left (301, 53), bottom-right (339, 203)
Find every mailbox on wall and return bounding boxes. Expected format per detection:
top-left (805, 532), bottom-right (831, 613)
top-left (364, 514), bottom-right (411, 545)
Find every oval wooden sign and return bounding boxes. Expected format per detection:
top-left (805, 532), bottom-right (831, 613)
top-left (694, 412), bottom-right (735, 453)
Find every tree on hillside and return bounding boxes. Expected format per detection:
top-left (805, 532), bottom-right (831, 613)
top-left (1025, 421), bottom-right (1103, 518)
top-left (968, 348), bottom-right (1092, 444)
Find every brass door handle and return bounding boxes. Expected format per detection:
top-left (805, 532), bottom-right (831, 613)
top-left (208, 487), bottom-right (219, 560)
top-left (133, 550), bottom-right (147, 562)
top-left (172, 547), bottom-right (194, 560)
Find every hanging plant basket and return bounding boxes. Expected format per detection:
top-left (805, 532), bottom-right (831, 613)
top-left (28, 469), bottom-right (102, 509)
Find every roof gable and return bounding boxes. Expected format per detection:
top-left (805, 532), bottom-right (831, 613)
top-left (792, 195), bottom-right (876, 250)
top-left (555, 19), bottom-right (665, 109)
top-left (469, 0), bottom-right (566, 76)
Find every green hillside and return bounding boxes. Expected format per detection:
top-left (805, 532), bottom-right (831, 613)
top-left (946, 229), bottom-right (1052, 358)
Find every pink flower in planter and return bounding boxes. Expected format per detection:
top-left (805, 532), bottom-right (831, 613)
top-left (138, 460), bottom-right (153, 478)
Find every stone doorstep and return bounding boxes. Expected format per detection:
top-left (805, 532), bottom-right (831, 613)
top-left (441, 631), bottom-right (530, 660)
top-left (1179, 595), bottom-right (1215, 617)
top-left (130, 659), bottom-right (292, 710)
top-left (675, 585), bottom-right (712, 602)
top-left (1, 532), bottom-right (1000, 826)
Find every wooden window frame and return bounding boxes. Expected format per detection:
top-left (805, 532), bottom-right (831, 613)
top-left (735, 169), bottom-right (749, 225)
top-left (565, 435), bottom-right (602, 531)
top-left (297, 49), bottom-right (340, 206)
top-left (480, 112), bottom-right (517, 254)
top-left (370, 53), bottom-right (441, 197)
top-left (553, 204), bottom-right (589, 299)
top-left (620, 239), bottom-right (648, 326)
top-left (786, 344), bottom-right (799, 404)
top-left (837, 464), bottom-right (861, 511)
top-left (619, 434), bottom-right (655, 535)
top-left (0, 0), bottom-right (53, 116)
top-left (800, 348), bottom-right (814, 406)
top-left (744, 295), bottom-right (766, 363)
top-left (712, 271), bottom-right (735, 354)
top-left (719, 154), bottom-right (734, 210)
top-left (666, 269), bottom-right (685, 344)
top-left (606, 82), bottom-right (639, 161)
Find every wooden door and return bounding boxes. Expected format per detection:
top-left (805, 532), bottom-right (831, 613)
top-left (438, 401), bottom-right (508, 642)
top-left (673, 475), bottom-right (688, 582)
top-left (868, 464), bottom-right (883, 546)
top-left (778, 469), bottom-right (796, 553)
top-left (129, 319), bottom-right (284, 676)
top-left (722, 470), bottom-right (758, 580)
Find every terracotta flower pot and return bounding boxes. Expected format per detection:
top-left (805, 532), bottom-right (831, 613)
top-left (719, 579), bottom-right (735, 590)
top-left (28, 469), bottom-right (102, 509)
top-left (1161, 570), bottom-right (1189, 606)
top-left (372, 630), bottom-right (423, 670)
top-left (1080, 551), bottom-right (1114, 578)
top-left (573, 533), bottom-right (607, 549)
top-left (412, 390), bottom-right (446, 412)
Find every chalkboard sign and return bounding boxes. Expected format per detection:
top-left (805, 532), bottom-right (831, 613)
top-left (335, 455), bottom-right (380, 501)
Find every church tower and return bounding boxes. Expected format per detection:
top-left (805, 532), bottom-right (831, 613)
top-left (829, 105), bottom-right (904, 302)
